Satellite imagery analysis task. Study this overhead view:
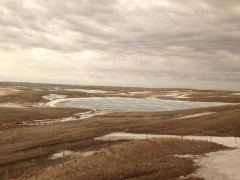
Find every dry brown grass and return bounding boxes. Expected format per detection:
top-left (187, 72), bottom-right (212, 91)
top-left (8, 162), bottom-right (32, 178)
top-left (0, 89), bottom-right (89, 104)
top-left (2, 82), bottom-right (240, 103)
top-left (22, 139), bottom-right (224, 180)
top-left (0, 83), bottom-right (239, 179)
top-left (0, 90), bottom-right (49, 103)
top-left (0, 104), bottom-right (239, 179)
top-left (0, 107), bottom-right (89, 130)
top-left (99, 104), bottom-right (240, 136)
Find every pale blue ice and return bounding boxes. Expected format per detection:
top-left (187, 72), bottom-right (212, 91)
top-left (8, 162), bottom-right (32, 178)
top-left (55, 97), bottom-right (225, 111)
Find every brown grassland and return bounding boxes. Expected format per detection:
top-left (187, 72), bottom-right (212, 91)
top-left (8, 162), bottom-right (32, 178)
top-left (0, 82), bottom-right (240, 179)
top-left (23, 139), bottom-right (225, 180)
top-left (0, 107), bottom-right (89, 130)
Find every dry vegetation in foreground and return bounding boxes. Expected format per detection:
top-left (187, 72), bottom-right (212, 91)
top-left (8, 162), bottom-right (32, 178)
top-left (23, 139), bottom-right (225, 180)
top-left (0, 104), bottom-right (240, 179)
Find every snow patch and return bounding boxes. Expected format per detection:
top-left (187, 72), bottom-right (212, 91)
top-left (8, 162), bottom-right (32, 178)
top-left (42, 94), bottom-right (67, 101)
top-left (0, 103), bottom-right (25, 108)
top-left (127, 91), bottom-right (152, 95)
top-left (25, 110), bottom-right (107, 125)
top-left (0, 88), bottom-right (20, 96)
top-left (32, 102), bottom-right (46, 107)
top-left (64, 89), bottom-right (110, 94)
top-left (193, 149), bottom-right (240, 180)
top-left (33, 88), bottom-right (43, 91)
top-left (161, 92), bottom-right (191, 98)
top-left (176, 112), bottom-right (215, 119)
top-left (95, 132), bottom-right (240, 148)
top-left (174, 154), bottom-right (196, 159)
top-left (50, 150), bottom-right (95, 160)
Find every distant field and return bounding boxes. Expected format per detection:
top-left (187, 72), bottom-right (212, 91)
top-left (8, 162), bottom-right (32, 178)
top-left (1, 82), bottom-right (240, 104)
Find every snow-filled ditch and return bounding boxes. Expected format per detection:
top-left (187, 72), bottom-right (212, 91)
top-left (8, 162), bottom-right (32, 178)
top-left (175, 112), bottom-right (215, 119)
top-left (25, 110), bottom-right (107, 125)
top-left (42, 94), bottom-right (67, 101)
top-left (0, 103), bottom-right (26, 108)
top-left (95, 132), bottom-right (240, 148)
top-left (64, 89), bottom-right (111, 94)
top-left (50, 150), bottom-right (95, 160)
top-left (158, 91), bottom-right (194, 99)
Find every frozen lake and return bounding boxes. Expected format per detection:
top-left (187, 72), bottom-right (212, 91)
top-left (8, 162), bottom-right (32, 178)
top-left (49, 97), bottom-right (225, 111)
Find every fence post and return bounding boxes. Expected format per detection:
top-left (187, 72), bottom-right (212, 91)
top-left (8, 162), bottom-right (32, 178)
top-left (108, 138), bottom-right (111, 148)
top-left (62, 151), bottom-right (65, 167)
top-left (5, 168), bottom-right (8, 180)
top-left (146, 129), bottom-right (149, 141)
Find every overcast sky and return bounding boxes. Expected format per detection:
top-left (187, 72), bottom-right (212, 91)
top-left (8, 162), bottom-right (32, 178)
top-left (0, 0), bottom-right (240, 90)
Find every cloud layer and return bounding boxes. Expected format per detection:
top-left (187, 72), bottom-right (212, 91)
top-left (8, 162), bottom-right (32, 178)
top-left (0, 0), bottom-right (240, 90)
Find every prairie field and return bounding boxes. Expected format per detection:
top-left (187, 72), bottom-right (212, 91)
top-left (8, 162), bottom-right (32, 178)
top-left (0, 82), bottom-right (240, 179)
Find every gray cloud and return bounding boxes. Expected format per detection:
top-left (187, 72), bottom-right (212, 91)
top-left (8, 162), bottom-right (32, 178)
top-left (0, 0), bottom-right (240, 90)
